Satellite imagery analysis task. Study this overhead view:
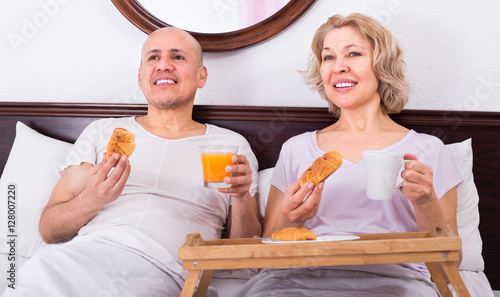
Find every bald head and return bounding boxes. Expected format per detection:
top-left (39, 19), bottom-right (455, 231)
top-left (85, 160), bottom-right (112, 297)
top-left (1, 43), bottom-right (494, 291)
top-left (141, 27), bottom-right (203, 66)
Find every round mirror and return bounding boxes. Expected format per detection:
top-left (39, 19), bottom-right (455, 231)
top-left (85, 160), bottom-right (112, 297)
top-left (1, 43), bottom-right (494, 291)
top-left (111, 0), bottom-right (316, 51)
top-left (138, 0), bottom-right (291, 34)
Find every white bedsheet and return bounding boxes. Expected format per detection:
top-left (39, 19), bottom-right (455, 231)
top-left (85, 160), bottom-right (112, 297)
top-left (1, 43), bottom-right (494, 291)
top-left (449, 271), bottom-right (495, 297)
top-left (211, 268), bottom-right (496, 297)
top-left (1, 237), bottom-right (182, 297)
top-left (232, 265), bottom-right (440, 297)
top-left (0, 255), bottom-right (497, 297)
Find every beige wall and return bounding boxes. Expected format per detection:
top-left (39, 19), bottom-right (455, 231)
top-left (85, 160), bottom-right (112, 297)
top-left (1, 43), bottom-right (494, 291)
top-left (1, 0), bottom-right (499, 112)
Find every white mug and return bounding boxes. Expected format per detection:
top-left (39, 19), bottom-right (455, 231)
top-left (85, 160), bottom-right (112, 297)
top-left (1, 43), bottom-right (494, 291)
top-left (363, 150), bottom-right (406, 201)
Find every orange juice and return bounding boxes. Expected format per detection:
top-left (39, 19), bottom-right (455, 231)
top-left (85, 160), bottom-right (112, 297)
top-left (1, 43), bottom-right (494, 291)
top-left (201, 153), bottom-right (235, 183)
top-left (199, 145), bottom-right (238, 189)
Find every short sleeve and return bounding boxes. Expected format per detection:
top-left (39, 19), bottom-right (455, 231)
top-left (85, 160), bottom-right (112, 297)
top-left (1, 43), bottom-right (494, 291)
top-left (61, 119), bottom-right (110, 170)
top-left (271, 144), bottom-right (294, 194)
top-left (405, 132), bottom-right (463, 199)
top-left (428, 138), bottom-right (464, 199)
top-left (270, 132), bottom-right (319, 194)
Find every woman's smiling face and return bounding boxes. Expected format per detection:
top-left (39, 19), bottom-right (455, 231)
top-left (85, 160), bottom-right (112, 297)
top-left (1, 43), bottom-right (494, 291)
top-left (320, 26), bottom-right (380, 113)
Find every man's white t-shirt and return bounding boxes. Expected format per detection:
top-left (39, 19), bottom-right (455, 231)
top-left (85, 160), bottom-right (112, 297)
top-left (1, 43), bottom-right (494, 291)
top-left (63, 117), bottom-right (259, 282)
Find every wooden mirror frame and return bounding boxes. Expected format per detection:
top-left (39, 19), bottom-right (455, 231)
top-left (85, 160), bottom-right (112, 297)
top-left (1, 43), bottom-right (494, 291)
top-left (111, 0), bottom-right (316, 51)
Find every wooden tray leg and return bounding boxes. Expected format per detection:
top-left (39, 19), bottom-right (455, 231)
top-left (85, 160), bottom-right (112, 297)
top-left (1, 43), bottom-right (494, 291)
top-left (426, 262), bottom-right (453, 297)
top-left (440, 262), bottom-right (471, 297)
top-left (194, 270), bottom-right (214, 297)
top-left (181, 270), bottom-right (201, 297)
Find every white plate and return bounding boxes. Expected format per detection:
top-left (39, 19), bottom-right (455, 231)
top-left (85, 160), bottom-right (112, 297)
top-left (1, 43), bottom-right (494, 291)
top-left (261, 235), bottom-right (360, 244)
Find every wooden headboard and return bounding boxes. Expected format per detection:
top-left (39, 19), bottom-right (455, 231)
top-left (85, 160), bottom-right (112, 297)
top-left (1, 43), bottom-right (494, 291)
top-left (1, 102), bottom-right (500, 289)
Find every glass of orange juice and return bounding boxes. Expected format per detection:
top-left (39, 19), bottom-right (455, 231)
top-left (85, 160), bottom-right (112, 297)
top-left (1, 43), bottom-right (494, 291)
top-left (199, 145), bottom-right (238, 188)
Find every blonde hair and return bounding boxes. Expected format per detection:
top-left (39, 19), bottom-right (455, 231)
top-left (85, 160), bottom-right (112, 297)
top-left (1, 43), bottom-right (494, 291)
top-left (303, 13), bottom-right (409, 118)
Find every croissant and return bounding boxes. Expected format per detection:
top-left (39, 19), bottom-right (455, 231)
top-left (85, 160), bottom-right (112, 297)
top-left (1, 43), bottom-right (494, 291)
top-left (271, 227), bottom-right (317, 241)
top-left (300, 151), bottom-right (342, 187)
top-left (105, 128), bottom-right (136, 160)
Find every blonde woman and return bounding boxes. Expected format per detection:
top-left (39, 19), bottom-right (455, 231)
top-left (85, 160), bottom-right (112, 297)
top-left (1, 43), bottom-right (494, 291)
top-left (236, 13), bottom-right (462, 297)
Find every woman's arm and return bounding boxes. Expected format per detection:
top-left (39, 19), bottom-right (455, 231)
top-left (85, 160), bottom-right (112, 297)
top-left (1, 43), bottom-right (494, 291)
top-left (401, 153), bottom-right (461, 266)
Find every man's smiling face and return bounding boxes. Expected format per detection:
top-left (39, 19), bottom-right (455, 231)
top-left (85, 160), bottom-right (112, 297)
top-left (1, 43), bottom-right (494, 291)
top-left (138, 28), bottom-right (207, 110)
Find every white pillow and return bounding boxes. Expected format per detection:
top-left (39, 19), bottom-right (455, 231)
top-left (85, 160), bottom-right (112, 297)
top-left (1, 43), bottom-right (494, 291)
top-left (257, 168), bottom-right (274, 223)
top-left (256, 138), bottom-right (483, 272)
top-left (445, 138), bottom-right (483, 272)
top-left (0, 122), bottom-right (73, 258)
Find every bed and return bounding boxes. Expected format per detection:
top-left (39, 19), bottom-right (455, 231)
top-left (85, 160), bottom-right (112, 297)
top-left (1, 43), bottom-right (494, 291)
top-left (0, 102), bottom-right (498, 296)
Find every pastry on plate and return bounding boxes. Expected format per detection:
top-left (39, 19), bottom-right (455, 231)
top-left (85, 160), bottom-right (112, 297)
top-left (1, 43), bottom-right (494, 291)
top-left (271, 227), bottom-right (317, 241)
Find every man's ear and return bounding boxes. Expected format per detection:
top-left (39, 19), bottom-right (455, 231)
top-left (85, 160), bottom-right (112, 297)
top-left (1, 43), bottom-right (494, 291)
top-left (198, 66), bottom-right (208, 89)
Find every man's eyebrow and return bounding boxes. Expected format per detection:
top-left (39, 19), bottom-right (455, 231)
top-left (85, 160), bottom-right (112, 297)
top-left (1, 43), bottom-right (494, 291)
top-left (145, 49), bottom-right (161, 56)
top-left (144, 48), bottom-right (187, 55)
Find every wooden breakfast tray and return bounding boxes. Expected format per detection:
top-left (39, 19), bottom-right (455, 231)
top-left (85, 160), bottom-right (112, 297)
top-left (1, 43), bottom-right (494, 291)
top-left (178, 224), bottom-right (470, 297)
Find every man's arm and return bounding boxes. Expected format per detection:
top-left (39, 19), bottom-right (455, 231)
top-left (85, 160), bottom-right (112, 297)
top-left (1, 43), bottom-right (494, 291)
top-left (227, 193), bottom-right (261, 238)
top-left (39, 154), bottom-right (130, 244)
top-left (219, 154), bottom-right (262, 238)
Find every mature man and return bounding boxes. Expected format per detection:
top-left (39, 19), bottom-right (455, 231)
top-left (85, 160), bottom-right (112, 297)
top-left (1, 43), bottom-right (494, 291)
top-left (4, 27), bottom-right (261, 296)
